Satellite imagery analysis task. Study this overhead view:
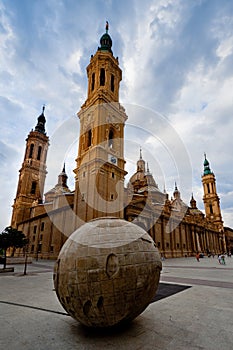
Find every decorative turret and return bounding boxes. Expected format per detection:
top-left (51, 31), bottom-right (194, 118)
top-left (137, 148), bottom-right (146, 172)
top-left (190, 194), bottom-right (197, 209)
top-left (57, 163), bottom-right (68, 188)
top-left (44, 163), bottom-right (71, 203)
top-left (127, 149), bottom-right (165, 204)
top-left (173, 182), bottom-right (180, 200)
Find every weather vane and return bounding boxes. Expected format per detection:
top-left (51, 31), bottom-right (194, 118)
top-left (106, 21), bottom-right (109, 33)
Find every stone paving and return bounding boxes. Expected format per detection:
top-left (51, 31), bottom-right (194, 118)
top-left (0, 256), bottom-right (233, 349)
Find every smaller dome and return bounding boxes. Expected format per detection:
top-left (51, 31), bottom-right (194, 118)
top-left (99, 32), bottom-right (112, 53)
top-left (203, 154), bottom-right (213, 175)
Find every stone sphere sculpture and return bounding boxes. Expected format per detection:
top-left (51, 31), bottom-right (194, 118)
top-left (53, 217), bottom-right (162, 327)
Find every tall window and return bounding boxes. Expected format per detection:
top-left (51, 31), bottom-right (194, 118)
top-left (31, 181), bottom-right (37, 194)
top-left (41, 222), bottom-right (45, 231)
top-left (29, 144), bottom-right (34, 158)
top-left (91, 73), bottom-right (95, 91)
top-left (37, 146), bottom-right (42, 160)
top-left (111, 74), bottom-right (115, 92)
top-left (87, 129), bottom-right (92, 147)
top-left (109, 129), bottom-right (114, 148)
top-left (207, 183), bottom-right (210, 193)
top-left (100, 68), bottom-right (105, 86)
top-left (209, 204), bottom-right (213, 214)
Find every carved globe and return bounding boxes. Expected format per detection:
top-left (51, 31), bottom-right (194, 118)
top-left (53, 217), bottom-right (162, 327)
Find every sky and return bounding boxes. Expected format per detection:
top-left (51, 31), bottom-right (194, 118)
top-left (1, 0), bottom-right (233, 231)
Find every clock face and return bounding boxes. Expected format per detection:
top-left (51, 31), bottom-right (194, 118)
top-left (108, 154), bottom-right (117, 165)
top-left (111, 156), bottom-right (117, 164)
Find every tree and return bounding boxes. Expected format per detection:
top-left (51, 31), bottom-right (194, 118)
top-left (0, 226), bottom-right (28, 269)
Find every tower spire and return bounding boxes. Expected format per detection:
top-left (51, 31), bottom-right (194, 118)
top-left (203, 153), bottom-right (212, 175)
top-left (35, 105), bottom-right (46, 134)
top-left (190, 193), bottom-right (197, 209)
top-left (58, 163), bottom-right (68, 188)
top-left (173, 182), bottom-right (180, 199)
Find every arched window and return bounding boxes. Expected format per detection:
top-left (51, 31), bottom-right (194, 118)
top-left (91, 73), bottom-right (95, 91)
top-left (29, 144), bottom-right (34, 158)
top-left (37, 146), bottom-right (42, 160)
top-left (111, 74), bottom-right (115, 92)
top-left (31, 181), bottom-right (37, 194)
top-left (209, 204), bottom-right (213, 214)
top-left (109, 129), bottom-right (114, 148)
top-left (87, 129), bottom-right (92, 147)
top-left (100, 68), bottom-right (105, 86)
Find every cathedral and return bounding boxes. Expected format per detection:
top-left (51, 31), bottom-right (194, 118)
top-left (11, 25), bottom-right (233, 259)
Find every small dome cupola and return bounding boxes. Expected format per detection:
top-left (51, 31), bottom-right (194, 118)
top-left (190, 194), bottom-right (197, 209)
top-left (58, 163), bottom-right (68, 188)
top-left (137, 148), bottom-right (145, 172)
top-left (173, 182), bottom-right (180, 199)
top-left (203, 153), bottom-right (212, 175)
top-left (35, 105), bottom-right (46, 134)
top-left (99, 21), bottom-right (113, 54)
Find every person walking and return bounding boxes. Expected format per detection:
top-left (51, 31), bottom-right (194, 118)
top-left (221, 254), bottom-right (226, 265)
top-left (196, 252), bottom-right (200, 262)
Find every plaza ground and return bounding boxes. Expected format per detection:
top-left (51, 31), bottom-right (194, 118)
top-left (0, 256), bottom-right (233, 350)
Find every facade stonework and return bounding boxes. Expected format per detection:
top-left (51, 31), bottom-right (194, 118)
top-left (11, 28), bottom-right (231, 259)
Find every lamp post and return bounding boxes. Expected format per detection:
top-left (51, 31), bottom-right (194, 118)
top-left (23, 244), bottom-right (28, 275)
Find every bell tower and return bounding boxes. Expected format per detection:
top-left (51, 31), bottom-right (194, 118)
top-left (202, 154), bottom-right (223, 230)
top-left (73, 23), bottom-right (128, 226)
top-left (11, 106), bottom-right (49, 228)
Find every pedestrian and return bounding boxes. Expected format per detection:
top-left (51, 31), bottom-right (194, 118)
top-left (218, 254), bottom-right (222, 264)
top-left (221, 254), bottom-right (226, 265)
top-left (196, 252), bottom-right (200, 262)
